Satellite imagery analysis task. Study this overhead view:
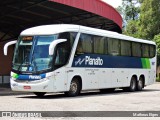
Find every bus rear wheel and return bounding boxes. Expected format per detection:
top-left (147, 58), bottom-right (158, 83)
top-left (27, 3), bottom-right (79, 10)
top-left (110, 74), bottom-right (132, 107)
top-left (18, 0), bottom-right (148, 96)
top-left (34, 92), bottom-right (46, 97)
top-left (137, 77), bottom-right (144, 91)
top-left (123, 77), bottom-right (137, 92)
top-left (65, 78), bottom-right (81, 97)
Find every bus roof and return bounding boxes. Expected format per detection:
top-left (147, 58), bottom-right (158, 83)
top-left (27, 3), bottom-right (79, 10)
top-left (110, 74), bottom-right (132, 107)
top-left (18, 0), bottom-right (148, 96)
top-left (21, 24), bottom-right (155, 45)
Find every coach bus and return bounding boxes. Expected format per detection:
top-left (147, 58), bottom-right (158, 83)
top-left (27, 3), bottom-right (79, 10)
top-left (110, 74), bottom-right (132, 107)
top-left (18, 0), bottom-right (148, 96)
top-left (4, 24), bottom-right (156, 97)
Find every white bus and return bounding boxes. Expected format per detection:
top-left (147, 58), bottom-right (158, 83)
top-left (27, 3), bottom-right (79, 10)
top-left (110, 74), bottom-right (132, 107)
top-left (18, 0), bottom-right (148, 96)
top-left (4, 24), bottom-right (156, 97)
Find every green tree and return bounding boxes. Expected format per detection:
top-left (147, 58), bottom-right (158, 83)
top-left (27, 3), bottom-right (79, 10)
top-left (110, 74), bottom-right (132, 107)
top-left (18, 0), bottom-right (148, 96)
top-left (124, 20), bottom-right (139, 38)
top-left (117, 0), bottom-right (140, 36)
top-left (138, 0), bottom-right (160, 39)
top-left (117, 0), bottom-right (140, 22)
top-left (153, 34), bottom-right (160, 65)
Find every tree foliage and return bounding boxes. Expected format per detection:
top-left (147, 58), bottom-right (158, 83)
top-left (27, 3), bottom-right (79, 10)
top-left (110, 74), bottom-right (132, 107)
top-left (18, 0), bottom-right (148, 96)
top-left (124, 20), bottom-right (139, 38)
top-left (154, 34), bottom-right (160, 55)
top-left (117, 0), bottom-right (140, 36)
top-left (138, 0), bottom-right (160, 39)
top-left (118, 0), bottom-right (160, 66)
top-left (117, 0), bottom-right (140, 22)
top-left (153, 34), bottom-right (160, 65)
top-left (122, 0), bottom-right (160, 40)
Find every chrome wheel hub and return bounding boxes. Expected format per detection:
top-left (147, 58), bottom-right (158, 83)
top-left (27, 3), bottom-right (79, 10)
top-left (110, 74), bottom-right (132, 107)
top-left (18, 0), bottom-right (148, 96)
top-left (70, 82), bottom-right (77, 93)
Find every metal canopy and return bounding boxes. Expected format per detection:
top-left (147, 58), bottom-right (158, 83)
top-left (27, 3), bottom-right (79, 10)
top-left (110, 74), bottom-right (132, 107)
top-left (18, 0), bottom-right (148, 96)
top-left (0, 0), bottom-right (122, 42)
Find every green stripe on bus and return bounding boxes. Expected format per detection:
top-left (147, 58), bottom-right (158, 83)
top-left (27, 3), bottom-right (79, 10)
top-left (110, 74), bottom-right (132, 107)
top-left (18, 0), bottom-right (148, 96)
top-left (141, 58), bottom-right (146, 68)
top-left (12, 73), bottom-right (19, 79)
top-left (141, 58), bottom-right (151, 69)
top-left (146, 59), bottom-right (151, 69)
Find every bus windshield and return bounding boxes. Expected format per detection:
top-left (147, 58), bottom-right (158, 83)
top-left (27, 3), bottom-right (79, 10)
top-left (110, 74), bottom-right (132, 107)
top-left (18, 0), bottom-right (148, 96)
top-left (12, 35), bottom-right (58, 72)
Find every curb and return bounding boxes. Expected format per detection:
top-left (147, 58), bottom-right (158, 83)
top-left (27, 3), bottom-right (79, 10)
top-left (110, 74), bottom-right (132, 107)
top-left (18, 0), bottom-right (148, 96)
top-left (0, 84), bottom-right (31, 96)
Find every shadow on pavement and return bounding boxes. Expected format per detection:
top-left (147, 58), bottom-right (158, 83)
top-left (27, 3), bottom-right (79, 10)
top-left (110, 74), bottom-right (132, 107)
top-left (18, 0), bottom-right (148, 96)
top-left (16, 88), bottom-right (160, 99)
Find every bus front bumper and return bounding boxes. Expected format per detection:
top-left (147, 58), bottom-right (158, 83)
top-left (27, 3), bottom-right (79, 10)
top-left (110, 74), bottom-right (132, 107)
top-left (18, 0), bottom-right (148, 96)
top-left (10, 77), bottom-right (55, 92)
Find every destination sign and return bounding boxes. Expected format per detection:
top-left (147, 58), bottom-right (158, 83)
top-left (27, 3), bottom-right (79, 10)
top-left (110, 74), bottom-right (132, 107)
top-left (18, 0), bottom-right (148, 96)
top-left (22, 36), bottom-right (33, 41)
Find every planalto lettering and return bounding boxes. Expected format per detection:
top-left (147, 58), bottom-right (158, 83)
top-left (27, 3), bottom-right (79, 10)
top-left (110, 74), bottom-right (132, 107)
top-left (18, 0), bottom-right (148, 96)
top-left (85, 56), bottom-right (103, 66)
top-left (29, 75), bottom-right (41, 79)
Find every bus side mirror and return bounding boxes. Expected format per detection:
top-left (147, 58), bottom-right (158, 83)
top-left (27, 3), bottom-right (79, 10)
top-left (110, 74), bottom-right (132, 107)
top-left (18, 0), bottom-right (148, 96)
top-left (49, 39), bottom-right (67, 55)
top-left (4, 40), bottom-right (17, 56)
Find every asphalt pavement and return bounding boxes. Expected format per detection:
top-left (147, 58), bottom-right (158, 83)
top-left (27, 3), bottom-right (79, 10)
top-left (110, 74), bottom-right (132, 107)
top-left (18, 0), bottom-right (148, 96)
top-left (0, 83), bottom-right (30, 96)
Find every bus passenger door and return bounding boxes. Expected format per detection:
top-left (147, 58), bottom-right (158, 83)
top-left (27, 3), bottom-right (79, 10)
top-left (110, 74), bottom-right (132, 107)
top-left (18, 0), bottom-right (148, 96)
top-left (52, 43), bottom-right (69, 92)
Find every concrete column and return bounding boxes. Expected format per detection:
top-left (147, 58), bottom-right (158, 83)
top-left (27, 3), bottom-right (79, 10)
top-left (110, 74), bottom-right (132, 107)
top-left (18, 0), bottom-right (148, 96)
top-left (3, 76), bottom-right (10, 83)
top-left (0, 76), bottom-right (2, 84)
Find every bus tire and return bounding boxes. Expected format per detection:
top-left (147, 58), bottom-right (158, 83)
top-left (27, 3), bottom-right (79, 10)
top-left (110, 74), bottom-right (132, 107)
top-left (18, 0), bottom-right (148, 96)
top-left (34, 92), bottom-right (46, 97)
top-left (65, 78), bottom-right (81, 97)
top-left (137, 77), bottom-right (144, 91)
top-left (129, 77), bottom-right (137, 92)
top-left (123, 77), bottom-right (137, 92)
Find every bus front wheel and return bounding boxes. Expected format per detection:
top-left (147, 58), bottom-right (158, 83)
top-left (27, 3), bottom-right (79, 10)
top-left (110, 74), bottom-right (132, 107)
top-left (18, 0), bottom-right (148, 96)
top-left (34, 92), bottom-right (46, 97)
top-left (65, 78), bottom-right (81, 97)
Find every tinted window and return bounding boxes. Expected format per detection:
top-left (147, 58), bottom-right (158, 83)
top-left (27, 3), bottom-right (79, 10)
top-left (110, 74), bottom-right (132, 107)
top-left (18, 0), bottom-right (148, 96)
top-left (108, 38), bottom-right (120, 56)
top-left (93, 36), bottom-right (105, 54)
top-left (121, 40), bottom-right (131, 56)
top-left (70, 32), bottom-right (77, 46)
top-left (54, 32), bottom-right (77, 68)
top-left (104, 38), bottom-right (108, 54)
top-left (132, 42), bottom-right (141, 57)
top-left (76, 34), bottom-right (93, 54)
top-left (142, 44), bottom-right (149, 58)
top-left (58, 32), bottom-right (77, 50)
top-left (150, 45), bottom-right (156, 58)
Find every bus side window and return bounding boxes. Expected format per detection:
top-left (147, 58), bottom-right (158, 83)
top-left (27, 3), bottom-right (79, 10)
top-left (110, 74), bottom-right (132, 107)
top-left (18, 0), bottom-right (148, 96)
top-left (104, 37), bottom-right (108, 54)
top-left (54, 43), bottom-right (69, 68)
top-left (93, 36), bottom-right (105, 54)
top-left (142, 44), bottom-right (149, 58)
top-left (54, 33), bottom-right (73, 69)
top-left (58, 32), bottom-right (71, 50)
top-left (121, 40), bottom-right (131, 56)
top-left (150, 45), bottom-right (156, 58)
top-left (76, 39), bottom-right (83, 55)
top-left (70, 32), bottom-right (77, 47)
top-left (108, 38), bottom-right (120, 56)
top-left (132, 42), bottom-right (141, 57)
top-left (75, 33), bottom-right (92, 55)
top-left (82, 34), bottom-right (92, 53)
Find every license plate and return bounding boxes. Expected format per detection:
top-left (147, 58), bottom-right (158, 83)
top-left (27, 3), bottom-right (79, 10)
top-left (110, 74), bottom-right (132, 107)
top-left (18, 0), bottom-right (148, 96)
top-left (23, 86), bottom-right (31, 89)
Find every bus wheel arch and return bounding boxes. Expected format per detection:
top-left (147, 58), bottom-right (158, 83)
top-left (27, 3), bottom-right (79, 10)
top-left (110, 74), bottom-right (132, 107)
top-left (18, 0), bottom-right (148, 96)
top-left (65, 76), bottom-right (82, 97)
top-left (72, 76), bottom-right (82, 90)
top-left (137, 75), bottom-right (145, 91)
